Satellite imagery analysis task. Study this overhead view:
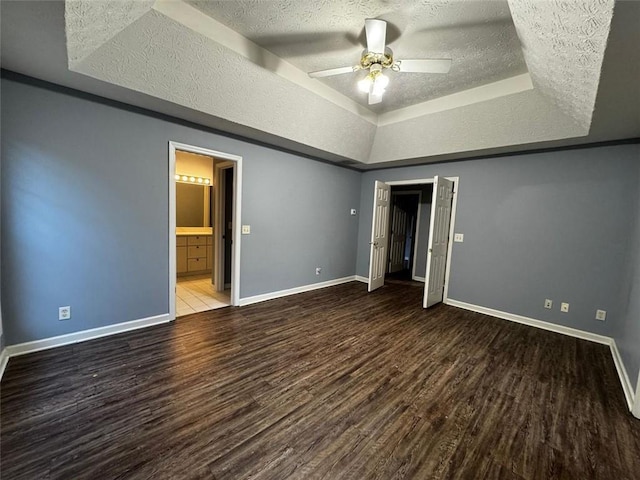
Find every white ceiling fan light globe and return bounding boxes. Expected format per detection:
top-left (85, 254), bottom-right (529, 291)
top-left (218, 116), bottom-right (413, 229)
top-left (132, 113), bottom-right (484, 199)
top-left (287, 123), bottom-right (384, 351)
top-left (376, 72), bottom-right (389, 90)
top-left (358, 76), bottom-right (373, 93)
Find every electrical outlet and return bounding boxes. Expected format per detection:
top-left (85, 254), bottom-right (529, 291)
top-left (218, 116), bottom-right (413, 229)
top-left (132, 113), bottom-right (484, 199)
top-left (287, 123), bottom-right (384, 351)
top-left (59, 306), bottom-right (71, 321)
top-left (315, 267), bottom-right (322, 275)
top-left (454, 233), bottom-right (464, 242)
top-left (595, 309), bottom-right (607, 321)
top-left (544, 299), bottom-right (553, 309)
top-left (560, 302), bottom-right (570, 313)
top-left (241, 225), bottom-right (251, 234)
top-left (350, 209), bottom-right (357, 216)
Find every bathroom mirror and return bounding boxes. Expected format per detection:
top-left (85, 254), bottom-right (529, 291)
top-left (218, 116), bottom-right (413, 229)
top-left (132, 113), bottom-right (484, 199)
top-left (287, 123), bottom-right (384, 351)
top-left (176, 183), bottom-right (213, 227)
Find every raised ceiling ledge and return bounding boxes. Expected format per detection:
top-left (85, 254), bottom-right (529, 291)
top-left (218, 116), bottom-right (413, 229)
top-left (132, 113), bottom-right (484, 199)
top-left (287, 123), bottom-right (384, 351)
top-left (68, 7), bottom-right (377, 163)
top-left (150, 0), bottom-right (537, 126)
top-left (377, 73), bottom-right (534, 127)
top-left (63, 0), bottom-right (614, 165)
top-left (370, 89), bottom-right (586, 164)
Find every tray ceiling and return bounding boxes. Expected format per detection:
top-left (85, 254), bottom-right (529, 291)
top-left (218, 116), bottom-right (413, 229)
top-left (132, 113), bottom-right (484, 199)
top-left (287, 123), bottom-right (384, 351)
top-left (187, 0), bottom-right (528, 114)
top-left (2, 0), bottom-right (628, 168)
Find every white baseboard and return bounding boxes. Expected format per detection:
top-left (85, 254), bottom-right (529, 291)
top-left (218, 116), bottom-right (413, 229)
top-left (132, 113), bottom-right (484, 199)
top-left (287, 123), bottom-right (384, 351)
top-left (4, 313), bottom-right (172, 359)
top-left (445, 298), bottom-right (636, 411)
top-left (445, 299), bottom-right (611, 345)
top-left (610, 339), bottom-right (635, 411)
top-left (357, 275), bottom-right (426, 283)
top-left (0, 347), bottom-right (9, 382)
top-left (238, 276), bottom-right (358, 306)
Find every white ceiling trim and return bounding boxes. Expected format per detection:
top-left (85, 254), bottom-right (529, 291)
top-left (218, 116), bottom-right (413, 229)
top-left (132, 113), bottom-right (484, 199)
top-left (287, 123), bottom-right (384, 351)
top-left (152, 0), bottom-right (377, 124)
top-left (377, 73), bottom-right (534, 127)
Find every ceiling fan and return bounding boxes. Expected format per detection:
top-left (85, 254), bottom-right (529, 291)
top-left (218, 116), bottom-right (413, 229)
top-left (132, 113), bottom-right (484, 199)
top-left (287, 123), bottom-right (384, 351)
top-left (308, 19), bottom-right (452, 105)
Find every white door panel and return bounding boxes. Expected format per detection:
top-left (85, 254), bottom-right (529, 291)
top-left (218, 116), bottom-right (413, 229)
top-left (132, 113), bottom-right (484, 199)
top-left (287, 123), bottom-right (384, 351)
top-left (424, 176), bottom-right (454, 308)
top-left (368, 181), bottom-right (390, 292)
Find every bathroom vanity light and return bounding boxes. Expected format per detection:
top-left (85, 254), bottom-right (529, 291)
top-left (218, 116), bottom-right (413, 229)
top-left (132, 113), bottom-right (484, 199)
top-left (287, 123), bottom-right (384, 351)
top-left (174, 174), bottom-right (211, 185)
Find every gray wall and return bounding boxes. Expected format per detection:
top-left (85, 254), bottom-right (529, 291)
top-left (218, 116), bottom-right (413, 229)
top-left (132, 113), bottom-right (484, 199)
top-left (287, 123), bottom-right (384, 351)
top-left (3, 73), bottom-right (639, 389)
top-left (357, 144), bottom-right (640, 337)
top-left (1, 76), bottom-right (360, 346)
top-left (613, 160), bottom-right (640, 390)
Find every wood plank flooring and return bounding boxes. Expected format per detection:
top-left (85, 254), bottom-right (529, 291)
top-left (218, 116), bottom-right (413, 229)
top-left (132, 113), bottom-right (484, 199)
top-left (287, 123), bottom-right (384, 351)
top-left (1, 282), bottom-right (639, 479)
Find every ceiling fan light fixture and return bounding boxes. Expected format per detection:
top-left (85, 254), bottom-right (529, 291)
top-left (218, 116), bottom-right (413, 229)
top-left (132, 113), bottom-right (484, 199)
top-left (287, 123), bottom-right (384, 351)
top-left (307, 19), bottom-right (451, 105)
top-left (359, 65), bottom-right (389, 96)
top-left (375, 72), bottom-right (389, 90)
top-left (358, 75), bottom-right (373, 93)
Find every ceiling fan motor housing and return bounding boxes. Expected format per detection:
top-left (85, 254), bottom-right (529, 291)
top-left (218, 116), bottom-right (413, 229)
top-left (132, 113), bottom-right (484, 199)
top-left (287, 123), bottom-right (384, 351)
top-left (360, 47), bottom-right (394, 70)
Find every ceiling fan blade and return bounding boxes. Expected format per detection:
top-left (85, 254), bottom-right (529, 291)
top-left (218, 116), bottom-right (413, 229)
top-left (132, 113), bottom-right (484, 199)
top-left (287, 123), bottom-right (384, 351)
top-left (308, 66), bottom-right (357, 78)
top-left (365, 18), bottom-right (387, 53)
top-left (397, 59), bottom-right (452, 74)
top-left (368, 90), bottom-right (384, 105)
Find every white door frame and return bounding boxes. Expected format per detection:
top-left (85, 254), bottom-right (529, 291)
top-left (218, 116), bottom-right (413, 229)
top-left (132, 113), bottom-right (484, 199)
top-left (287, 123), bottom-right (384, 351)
top-left (168, 141), bottom-right (243, 318)
top-left (215, 161), bottom-right (234, 293)
top-left (380, 177), bottom-right (459, 303)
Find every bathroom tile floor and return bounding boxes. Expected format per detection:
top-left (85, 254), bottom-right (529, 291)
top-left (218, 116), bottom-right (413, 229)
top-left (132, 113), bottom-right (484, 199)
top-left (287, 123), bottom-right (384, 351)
top-left (176, 274), bottom-right (230, 317)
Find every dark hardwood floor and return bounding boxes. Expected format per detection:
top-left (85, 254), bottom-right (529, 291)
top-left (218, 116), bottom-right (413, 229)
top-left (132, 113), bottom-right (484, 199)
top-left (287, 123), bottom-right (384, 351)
top-left (1, 282), bottom-right (639, 479)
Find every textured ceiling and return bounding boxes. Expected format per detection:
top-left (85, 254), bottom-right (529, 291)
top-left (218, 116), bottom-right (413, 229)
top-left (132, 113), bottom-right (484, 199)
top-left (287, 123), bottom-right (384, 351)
top-left (188, 0), bottom-right (528, 114)
top-left (75, 7), bottom-right (377, 162)
top-left (509, 0), bottom-right (615, 130)
top-left (1, 0), bottom-right (628, 169)
top-left (65, 0), bottom-right (155, 67)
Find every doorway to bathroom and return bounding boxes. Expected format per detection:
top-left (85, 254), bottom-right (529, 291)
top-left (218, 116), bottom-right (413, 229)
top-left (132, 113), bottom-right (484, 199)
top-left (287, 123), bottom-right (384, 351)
top-left (168, 142), bottom-right (242, 318)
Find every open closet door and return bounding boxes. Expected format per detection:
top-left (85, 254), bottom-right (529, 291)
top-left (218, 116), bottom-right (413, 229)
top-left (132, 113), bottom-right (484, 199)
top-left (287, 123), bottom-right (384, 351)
top-left (368, 181), bottom-right (390, 292)
top-left (423, 176), bottom-right (454, 308)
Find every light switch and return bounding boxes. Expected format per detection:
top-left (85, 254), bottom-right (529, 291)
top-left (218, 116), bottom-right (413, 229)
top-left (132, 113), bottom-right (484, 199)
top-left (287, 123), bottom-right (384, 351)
top-left (454, 233), bottom-right (464, 242)
top-left (241, 225), bottom-right (251, 234)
